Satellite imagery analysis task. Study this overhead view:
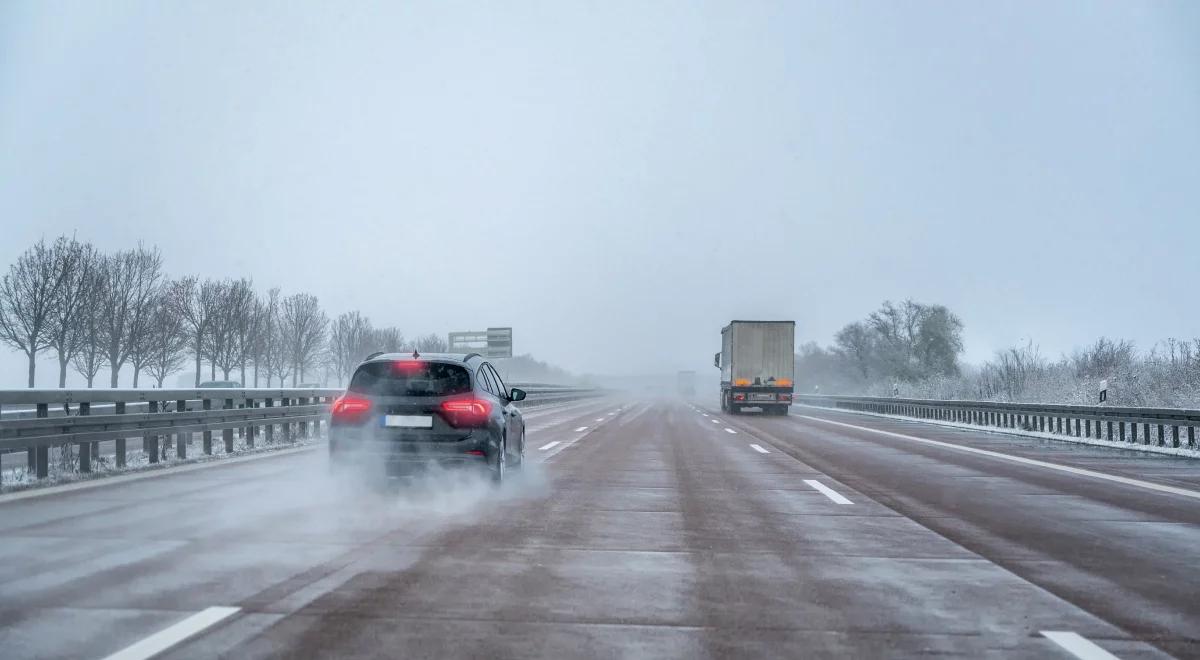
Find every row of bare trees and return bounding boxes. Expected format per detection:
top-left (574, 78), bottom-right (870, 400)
top-left (0, 236), bottom-right (448, 389)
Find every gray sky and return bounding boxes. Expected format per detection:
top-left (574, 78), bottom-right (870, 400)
top-left (1, 1), bottom-right (1198, 386)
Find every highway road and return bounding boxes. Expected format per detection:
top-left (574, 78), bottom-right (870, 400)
top-left (1, 396), bottom-right (1197, 659)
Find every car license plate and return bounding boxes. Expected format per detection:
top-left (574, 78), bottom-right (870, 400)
top-left (384, 415), bottom-right (433, 429)
top-left (749, 393), bottom-right (775, 401)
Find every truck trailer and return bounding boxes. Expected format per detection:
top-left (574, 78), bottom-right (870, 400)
top-left (714, 320), bottom-right (795, 415)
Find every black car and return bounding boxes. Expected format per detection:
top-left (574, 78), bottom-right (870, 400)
top-left (328, 352), bottom-right (527, 483)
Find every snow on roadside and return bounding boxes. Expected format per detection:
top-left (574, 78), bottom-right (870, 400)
top-left (794, 404), bottom-right (1200, 459)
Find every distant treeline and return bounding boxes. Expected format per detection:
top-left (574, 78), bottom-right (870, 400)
top-left (796, 300), bottom-right (1200, 407)
top-left (0, 235), bottom-right (559, 389)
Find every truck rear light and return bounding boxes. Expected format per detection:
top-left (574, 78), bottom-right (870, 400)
top-left (778, 393), bottom-right (792, 401)
top-left (331, 394), bottom-right (372, 424)
top-left (440, 398), bottom-right (492, 428)
top-left (733, 393), bottom-right (746, 401)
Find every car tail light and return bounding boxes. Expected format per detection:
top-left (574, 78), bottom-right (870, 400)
top-left (778, 393), bottom-right (792, 401)
top-left (464, 449), bottom-right (485, 456)
top-left (331, 394), bottom-right (372, 424)
top-left (733, 393), bottom-right (746, 401)
top-left (440, 398), bottom-right (492, 428)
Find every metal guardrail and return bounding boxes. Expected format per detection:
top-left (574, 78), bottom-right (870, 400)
top-left (0, 385), bottom-right (599, 484)
top-left (794, 394), bottom-right (1200, 450)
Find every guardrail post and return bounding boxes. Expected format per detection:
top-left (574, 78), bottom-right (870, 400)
top-left (176, 398), bottom-right (187, 460)
top-left (1106, 421), bottom-right (1113, 441)
top-left (298, 397), bottom-right (309, 437)
top-left (1143, 423), bottom-right (1151, 445)
top-left (1157, 424), bottom-right (1165, 447)
top-left (1171, 425), bottom-right (1180, 448)
top-left (1189, 426), bottom-right (1195, 448)
top-left (223, 398), bottom-right (235, 453)
top-left (202, 399), bottom-right (212, 454)
top-left (78, 402), bottom-right (91, 473)
top-left (282, 397), bottom-right (292, 442)
top-left (245, 398), bottom-right (255, 448)
top-left (115, 402), bottom-right (126, 467)
top-left (265, 398), bottom-right (274, 443)
top-left (146, 401), bottom-right (160, 463)
top-left (34, 403), bottom-right (49, 479)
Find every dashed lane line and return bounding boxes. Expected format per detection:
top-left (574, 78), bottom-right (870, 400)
top-left (804, 479), bottom-right (853, 505)
top-left (724, 428), bottom-right (737, 434)
top-left (749, 444), bottom-right (770, 454)
top-left (538, 441), bottom-right (560, 451)
top-left (573, 426), bottom-right (588, 432)
top-left (101, 606), bottom-right (241, 660)
top-left (1039, 631), bottom-right (1119, 660)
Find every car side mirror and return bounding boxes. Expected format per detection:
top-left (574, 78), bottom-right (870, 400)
top-left (509, 388), bottom-right (527, 402)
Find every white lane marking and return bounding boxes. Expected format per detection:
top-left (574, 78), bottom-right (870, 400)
top-left (595, 418), bottom-right (604, 422)
top-left (802, 415), bottom-right (1200, 501)
top-left (701, 413), bottom-right (709, 417)
top-left (750, 444), bottom-right (770, 454)
top-left (710, 419), bottom-right (720, 424)
top-left (102, 606), bottom-right (240, 660)
top-left (573, 426), bottom-right (588, 432)
top-left (1040, 631), bottom-right (1119, 660)
top-left (804, 479), bottom-right (853, 504)
top-left (538, 441), bottom-right (560, 451)
top-left (724, 428), bottom-right (737, 434)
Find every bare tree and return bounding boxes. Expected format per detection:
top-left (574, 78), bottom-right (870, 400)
top-left (143, 296), bottom-right (189, 387)
top-left (281, 293), bottom-right (328, 385)
top-left (415, 333), bottom-right (448, 353)
top-left (97, 245), bottom-right (163, 387)
top-left (45, 237), bottom-right (99, 387)
top-left (329, 311), bottom-right (373, 385)
top-left (0, 237), bottom-right (76, 386)
top-left (70, 264), bottom-right (108, 388)
top-left (256, 288), bottom-right (286, 386)
top-left (205, 279), bottom-right (255, 381)
top-left (169, 277), bottom-right (223, 387)
top-left (373, 326), bottom-right (405, 353)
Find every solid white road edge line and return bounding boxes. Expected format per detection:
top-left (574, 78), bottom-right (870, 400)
top-left (538, 441), bottom-right (560, 451)
top-left (101, 606), bottom-right (241, 660)
top-left (724, 428), bottom-right (737, 434)
top-left (801, 415), bottom-right (1200, 501)
top-left (1039, 631), bottom-right (1119, 660)
top-left (750, 444), bottom-right (770, 454)
top-left (804, 479), bottom-right (853, 504)
top-left (573, 426), bottom-right (588, 432)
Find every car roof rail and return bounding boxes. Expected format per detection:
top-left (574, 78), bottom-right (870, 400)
top-left (364, 351), bottom-right (385, 360)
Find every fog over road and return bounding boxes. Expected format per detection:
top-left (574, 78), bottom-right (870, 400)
top-left (1, 397), bottom-right (1197, 659)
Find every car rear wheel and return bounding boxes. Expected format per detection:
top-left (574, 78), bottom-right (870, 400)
top-left (492, 437), bottom-right (507, 484)
top-left (512, 429), bottom-right (525, 470)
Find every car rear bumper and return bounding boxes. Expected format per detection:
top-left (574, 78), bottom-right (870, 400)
top-left (328, 432), bottom-right (492, 475)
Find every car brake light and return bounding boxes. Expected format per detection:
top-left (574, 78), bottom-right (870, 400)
top-left (393, 360), bottom-right (425, 374)
top-left (331, 394), bottom-right (372, 423)
top-left (778, 393), bottom-right (792, 401)
top-left (440, 398), bottom-right (492, 428)
top-left (464, 450), bottom-right (485, 456)
top-left (733, 393), bottom-right (746, 401)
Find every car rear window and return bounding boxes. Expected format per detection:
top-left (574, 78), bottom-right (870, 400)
top-left (348, 361), bottom-right (472, 397)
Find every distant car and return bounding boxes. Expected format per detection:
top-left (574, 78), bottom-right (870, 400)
top-left (199, 381), bottom-right (241, 388)
top-left (328, 352), bottom-right (527, 483)
top-left (297, 382), bottom-right (323, 388)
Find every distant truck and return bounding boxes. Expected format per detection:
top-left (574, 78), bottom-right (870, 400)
top-left (676, 370), bottom-right (696, 398)
top-left (714, 320), bottom-right (795, 415)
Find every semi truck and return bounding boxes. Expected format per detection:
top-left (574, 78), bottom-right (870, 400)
top-left (714, 320), bottom-right (795, 415)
